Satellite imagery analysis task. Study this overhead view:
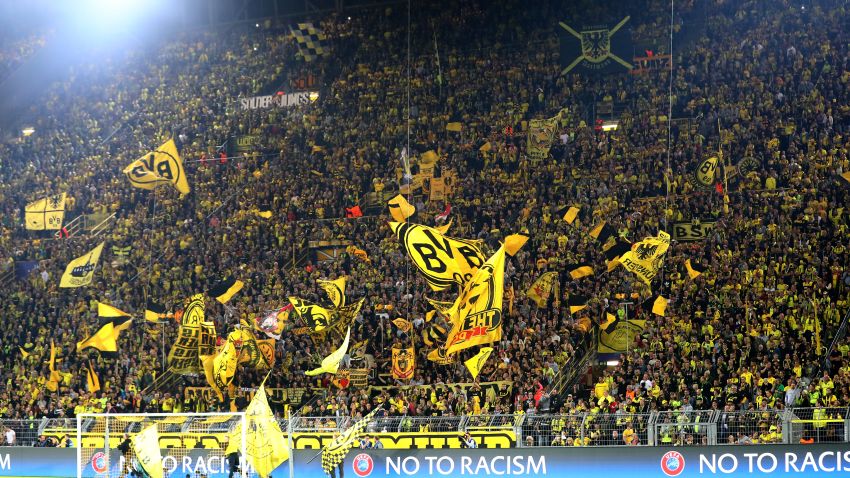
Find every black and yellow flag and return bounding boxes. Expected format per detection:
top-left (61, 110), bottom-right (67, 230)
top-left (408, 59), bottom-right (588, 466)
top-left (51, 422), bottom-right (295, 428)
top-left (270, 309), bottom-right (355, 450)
top-left (305, 327), bottom-right (350, 376)
top-left (46, 340), bottom-right (61, 392)
top-left (388, 194), bottom-right (416, 222)
top-left (208, 277), bottom-right (244, 304)
top-left (649, 295), bottom-right (668, 316)
top-left (244, 384), bottom-right (290, 477)
top-left (685, 259), bottom-right (707, 279)
top-left (559, 16), bottom-right (633, 75)
top-left (527, 117), bottom-right (559, 160)
top-left (841, 171), bottom-right (850, 184)
top-left (321, 408), bottom-right (380, 476)
top-left (568, 263), bottom-right (594, 280)
top-left (598, 320), bottom-right (645, 353)
top-left (131, 424), bottom-right (164, 478)
top-left (567, 294), bottom-right (589, 314)
top-left (76, 316), bottom-right (132, 357)
top-left (464, 347), bottom-right (493, 380)
top-left (59, 242), bottom-right (105, 288)
top-left (600, 312), bottom-right (617, 332)
top-left (690, 156), bottom-right (719, 188)
top-left (289, 297), bottom-right (332, 332)
top-left (422, 323), bottom-right (447, 348)
top-left (604, 239), bottom-right (632, 271)
top-left (390, 221), bottom-right (485, 291)
top-left (391, 345), bottom-right (415, 379)
top-left (168, 294), bottom-right (205, 374)
top-left (618, 231), bottom-right (671, 285)
top-left (444, 243), bottom-right (511, 355)
top-left (144, 301), bottom-right (168, 323)
top-left (392, 317), bottom-right (412, 333)
top-left (24, 193), bottom-right (66, 230)
top-left (427, 347), bottom-right (455, 365)
top-left (346, 245), bottom-right (371, 263)
top-left (317, 277), bottom-right (347, 308)
top-left (589, 222), bottom-right (616, 244)
top-left (526, 271), bottom-right (558, 307)
top-left (329, 297), bottom-right (364, 335)
top-left (86, 360), bottom-right (101, 393)
top-left (123, 139), bottom-right (190, 194)
top-left (291, 22), bottom-right (328, 62)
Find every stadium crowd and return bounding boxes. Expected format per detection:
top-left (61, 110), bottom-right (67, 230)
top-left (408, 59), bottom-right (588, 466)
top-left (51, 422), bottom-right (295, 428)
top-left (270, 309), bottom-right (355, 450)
top-left (0, 0), bottom-right (848, 448)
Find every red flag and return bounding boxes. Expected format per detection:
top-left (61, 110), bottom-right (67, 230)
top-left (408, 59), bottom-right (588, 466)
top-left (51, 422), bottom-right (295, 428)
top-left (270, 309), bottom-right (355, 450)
top-left (346, 205), bottom-right (363, 218)
top-left (435, 203), bottom-right (451, 223)
top-left (715, 183), bottom-right (724, 194)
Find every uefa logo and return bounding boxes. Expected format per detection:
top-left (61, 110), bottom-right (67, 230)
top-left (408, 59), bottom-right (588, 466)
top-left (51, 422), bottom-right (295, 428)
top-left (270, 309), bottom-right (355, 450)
top-left (91, 451), bottom-right (108, 474)
top-left (661, 451), bottom-right (685, 476)
top-left (352, 453), bottom-right (374, 477)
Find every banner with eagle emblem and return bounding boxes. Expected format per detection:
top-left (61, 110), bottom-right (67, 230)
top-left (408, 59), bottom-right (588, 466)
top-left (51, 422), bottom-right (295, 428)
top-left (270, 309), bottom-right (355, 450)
top-left (391, 345), bottom-right (415, 380)
top-left (559, 16), bottom-right (633, 75)
top-left (618, 231), bottom-right (671, 285)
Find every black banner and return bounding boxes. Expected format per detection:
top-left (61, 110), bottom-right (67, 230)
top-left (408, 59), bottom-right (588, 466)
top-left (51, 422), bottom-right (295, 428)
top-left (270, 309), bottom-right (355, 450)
top-left (559, 16), bottom-right (633, 75)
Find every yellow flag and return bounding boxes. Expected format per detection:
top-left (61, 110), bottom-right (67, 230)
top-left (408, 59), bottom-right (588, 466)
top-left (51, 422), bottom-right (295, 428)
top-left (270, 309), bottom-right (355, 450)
top-left (568, 263), bottom-right (594, 280)
top-left (97, 302), bottom-right (131, 319)
top-left (598, 320), bottom-right (645, 353)
top-left (526, 271), bottom-right (558, 307)
top-left (317, 277), bottom-right (347, 308)
top-left (434, 218), bottom-right (453, 235)
top-left (841, 171), bottom-right (850, 183)
top-left (444, 245), bottom-right (506, 355)
top-left (446, 122), bottom-right (463, 132)
top-left (693, 156), bottom-right (719, 188)
top-left (123, 139), bottom-right (190, 194)
top-left (24, 193), bottom-right (66, 230)
top-left (387, 194), bottom-right (416, 222)
top-left (685, 259), bottom-right (706, 279)
top-left (45, 340), bottom-right (60, 392)
top-left (213, 338), bottom-right (238, 390)
top-left (464, 347), bottom-right (493, 379)
top-left (652, 296), bottom-right (668, 316)
top-left (390, 221), bottom-right (485, 291)
top-left (305, 327), bottom-right (350, 376)
top-left (504, 233), bottom-right (529, 257)
top-left (167, 294), bottom-right (205, 374)
top-left (479, 142), bottom-right (492, 153)
top-left (59, 242), bottom-right (105, 288)
top-left (321, 408), bottom-right (379, 476)
top-left (391, 345), bottom-right (415, 379)
top-left (618, 231), bottom-right (671, 285)
top-left (421, 150), bottom-right (439, 164)
top-left (132, 424), bottom-right (163, 478)
top-left (244, 384), bottom-right (289, 478)
top-left (392, 317), bottom-right (412, 332)
top-left (563, 206), bottom-right (580, 224)
top-left (600, 313), bottom-right (617, 332)
top-left (76, 317), bottom-right (132, 357)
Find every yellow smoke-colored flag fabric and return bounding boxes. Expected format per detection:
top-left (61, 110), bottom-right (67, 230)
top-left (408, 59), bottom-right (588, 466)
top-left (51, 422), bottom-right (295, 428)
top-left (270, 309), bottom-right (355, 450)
top-left (305, 327), bottom-right (351, 376)
top-left (289, 297), bottom-right (332, 332)
top-left (388, 194), bottom-right (416, 222)
top-left (568, 263), bottom-right (594, 280)
top-left (97, 302), bottom-right (130, 319)
top-left (446, 122), bottom-right (463, 132)
top-left (123, 139), bottom-right (190, 194)
top-left (86, 360), bottom-right (101, 393)
top-left (563, 206), bottom-right (580, 224)
top-left (685, 259), bottom-right (707, 279)
top-left (526, 271), bottom-right (558, 307)
top-left (346, 245), bottom-right (371, 263)
top-left (243, 384), bottom-right (289, 478)
top-left (390, 221), bottom-right (485, 291)
top-left (318, 277), bottom-right (347, 308)
top-left (391, 345), bottom-right (415, 379)
top-left (652, 296), bottom-right (668, 316)
top-left (464, 347), bottom-right (493, 379)
top-left (76, 316), bottom-right (132, 357)
top-left (618, 231), bottom-right (671, 285)
top-left (392, 317), bottom-right (412, 333)
top-left (598, 320), bottom-right (645, 353)
top-left (444, 245), bottom-right (506, 355)
top-left (25, 193), bottom-right (66, 230)
top-left (59, 242), bottom-right (105, 288)
top-left (132, 424), bottom-right (164, 478)
top-left (504, 233), bottom-right (528, 257)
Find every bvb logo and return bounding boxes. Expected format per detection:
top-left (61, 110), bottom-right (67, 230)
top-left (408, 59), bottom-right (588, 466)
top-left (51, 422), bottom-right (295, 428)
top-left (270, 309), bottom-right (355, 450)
top-left (128, 149), bottom-right (180, 187)
top-left (581, 29), bottom-right (610, 62)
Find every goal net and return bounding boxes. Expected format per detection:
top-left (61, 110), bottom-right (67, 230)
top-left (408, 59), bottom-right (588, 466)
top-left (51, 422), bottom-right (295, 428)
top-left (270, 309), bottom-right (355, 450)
top-left (77, 413), bottom-right (250, 478)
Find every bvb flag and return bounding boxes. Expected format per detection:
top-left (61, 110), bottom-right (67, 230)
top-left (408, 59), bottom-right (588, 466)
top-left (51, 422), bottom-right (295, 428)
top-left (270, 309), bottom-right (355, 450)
top-left (527, 117), bottom-right (559, 160)
top-left (322, 408), bottom-right (380, 477)
top-left (559, 16), bottom-right (632, 75)
top-left (690, 156), bottom-right (719, 189)
top-left (563, 206), bottom-right (580, 224)
top-left (123, 139), bottom-right (190, 194)
top-left (526, 271), bottom-right (558, 307)
top-left (242, 384), bottom-right (289, 478)
top-left (318, 277), bottom-right (347, 308)
top-left (208, 277), bottom-right (244, 304)
top-left (76, 308), bottom-right (132, 358)
top-left (685, 259), bottom-right (707, 279)
top-left (132, 424), bottom-right (163, 478)
top-left (305, 327), bottom-right (351, 376)
top-left (289, 297), bottom-right (332, 332)
top-left (464, 347), bottom-right (493, 379)
top-left (391, 345), bottom-right (415, 380)
top-left (167, 294), bottom-right (205, 374)
top-left (598, 320), bottom-right (645, 353)
top-left (444, 244), bottom-right (509, 355)
top-left (618, 231), bottom-right (671, 285)
top-left (59, 242), bottom-right (105, 288)
top-left (24, 193), bottom-right (66, 230)
top-left (390, 221), bottom-right (485, 291)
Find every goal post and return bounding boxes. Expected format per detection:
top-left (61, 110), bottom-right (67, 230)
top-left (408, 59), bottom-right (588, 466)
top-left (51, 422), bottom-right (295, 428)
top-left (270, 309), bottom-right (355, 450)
top-left (76, 412), bottom-right (249, 478)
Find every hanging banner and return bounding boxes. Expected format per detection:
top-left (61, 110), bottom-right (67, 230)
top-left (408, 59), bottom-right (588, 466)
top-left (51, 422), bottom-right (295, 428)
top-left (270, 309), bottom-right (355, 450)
top-left (672, 221), bottom-right (716, 241)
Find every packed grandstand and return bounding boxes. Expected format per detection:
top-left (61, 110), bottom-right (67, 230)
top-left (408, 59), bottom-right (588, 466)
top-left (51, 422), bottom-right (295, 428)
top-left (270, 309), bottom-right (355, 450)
top-left (0, 0), bottom-right (848, 455)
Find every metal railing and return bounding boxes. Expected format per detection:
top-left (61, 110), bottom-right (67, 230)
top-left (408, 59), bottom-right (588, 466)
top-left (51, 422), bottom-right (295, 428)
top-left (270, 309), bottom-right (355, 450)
top-left (7, 408), bottom-right (850, 447)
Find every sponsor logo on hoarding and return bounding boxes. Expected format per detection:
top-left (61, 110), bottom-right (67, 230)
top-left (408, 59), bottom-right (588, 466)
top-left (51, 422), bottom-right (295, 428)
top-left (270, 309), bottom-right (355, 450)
top-left (661, 451), bottom-right (685, 476)
top-left (353, 453), bottom-right (374, 477)
top-left (92, 451), bottom-right (108, 473)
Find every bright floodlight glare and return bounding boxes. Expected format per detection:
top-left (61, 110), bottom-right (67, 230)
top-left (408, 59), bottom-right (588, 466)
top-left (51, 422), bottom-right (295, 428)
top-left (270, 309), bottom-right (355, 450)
top-left (606, 360), bottom-right (620, 367)
top-left (601, 120), bottom-right (619, 132)
top-left (21, 127), bottom-right (35, 137)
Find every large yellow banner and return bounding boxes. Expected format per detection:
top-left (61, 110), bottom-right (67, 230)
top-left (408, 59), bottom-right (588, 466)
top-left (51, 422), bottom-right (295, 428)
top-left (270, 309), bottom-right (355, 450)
top-left (24, 193), bottom-right (66, 230)
top-left (123, 139), bottom-right (190, 194)
top-left (617, 231), bottom-right (670, 285)
top-left (59, 242), bottom-right (104, 288)
top-left (391, 345), bottom-right (415, 379)
top-left (390, 221), bottom-right (485, 291)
